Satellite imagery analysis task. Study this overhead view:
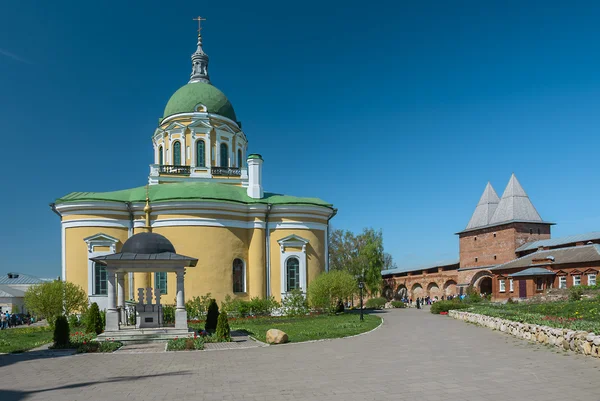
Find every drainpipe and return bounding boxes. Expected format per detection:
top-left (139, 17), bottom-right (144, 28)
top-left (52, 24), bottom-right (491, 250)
top-left (326, 208), bottom-right (338, 272)
top-left (125, 202), bottom-right (134, 300)
top-left (265, 203), bottom-right (273, 297)
top-left (49, 203), bottom-right (65, 282)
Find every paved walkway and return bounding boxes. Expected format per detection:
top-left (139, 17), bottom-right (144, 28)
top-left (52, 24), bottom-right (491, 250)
top-left (1, 308), bottom-right (599, 401)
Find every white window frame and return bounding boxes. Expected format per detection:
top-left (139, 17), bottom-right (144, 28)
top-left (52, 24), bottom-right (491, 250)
top-left (588, 274), bottom-right (596, 286)
top-left (278, 234), bottom-right (309, 298)
top-left (573, 275), bottom-right (581, 286)
top-left (509, 279), bottom-right (514, 292)
top-left (499, 279), bottom-right (506, 293)
top-left (83, 233), bottom-right (119, 310)
top-left (559, 276), bottom-right (567, 289)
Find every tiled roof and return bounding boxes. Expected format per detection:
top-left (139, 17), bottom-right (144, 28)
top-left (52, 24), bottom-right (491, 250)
top-left (0, 272), bottom-right (52, 285)
top-left (382, 260), bottom-right (459, 276)
top-left (465, 182), bottom-right (500, 230)
top-left (489, 174), bottom-right (543, 225)
top-left (516, 231), bottom-right (600, 252)
top-left (492, 244), bottom-right (600, 271)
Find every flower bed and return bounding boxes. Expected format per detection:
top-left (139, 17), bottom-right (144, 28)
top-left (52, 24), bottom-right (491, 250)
top-left (166, 335), bottom-right (204, 351)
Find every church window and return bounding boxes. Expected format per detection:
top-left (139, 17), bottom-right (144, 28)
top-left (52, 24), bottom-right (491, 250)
top-left (155, 272), bottom-right (167, 294)
top-left (94, 263), bottom-right (107, 295)
top-left (232, 258), bottom-right (245, 293)
top-left (158, 146), bottom-right (163, 165)
top-left (286, 257), bottom-right (300, 292)
top-left (173, 141), bottom-right (181, 165)
top-left (196, 140), bottom-right (205, 167)
top-left (220, 143), bottom-right (228, 167)
top-left (237, 149), bottom-right (242, 168)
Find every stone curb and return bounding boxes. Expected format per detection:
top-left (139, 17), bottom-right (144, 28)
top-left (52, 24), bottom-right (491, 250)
top-left (448, 310), bottom-right (600, 358)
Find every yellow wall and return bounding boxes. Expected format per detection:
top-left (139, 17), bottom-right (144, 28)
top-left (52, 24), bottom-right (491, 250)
top-left (269, 229), bottom-right (326, 302)
top-left (64, 226), bottom-right (129, 295)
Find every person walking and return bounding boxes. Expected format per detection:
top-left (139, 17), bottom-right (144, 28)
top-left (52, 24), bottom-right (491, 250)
top-left (0, 312), bottom-right (6, 330)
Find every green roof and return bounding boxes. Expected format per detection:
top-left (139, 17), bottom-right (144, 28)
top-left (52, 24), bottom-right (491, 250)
top-left (55, 182), bottom-right (332, 208)
top-left (162, 82), bottom-right (237, 123)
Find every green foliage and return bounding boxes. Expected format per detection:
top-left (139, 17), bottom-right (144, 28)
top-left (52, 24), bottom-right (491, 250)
top-left (281, 289), bottom-right (309, 317)
top-left (205, 299), bottom-right (219, 332)
top-left (53, 315), bottom-right (70, 347)
top-left (464, 286), bottom-right (483, 303)
top-left (506, 297), bottom-right (515, 304)
top-left (77, 340), bottom-right (122, 353)
top-left (469, 298), bottom-right (600, 332)
top-left (221, 296), bottom-right (281, 318)
top-left (308, 270), bottom-right (357, 313)
top-left (86, 302), bottom-right (103, 335)
top-left (24, 281), bottom-right (88, 327)
top-left (249, 297), bottom-right (280, 316)
top-left (365, 297), bottom-right (387, 309)
top-left (166, 337), bottom-right (204, 351)
top-left (162, 304), bottom-right (175, 325)
top-left (216, 311), bottom-right (231, 341)
top-left (390, 301), bottom-right (406, 308)
top-left (185, 293), bottom-right (213, 319)
top-left (329, 228), bottom-right (386, 296)
top-left (430, 300), bottom-right (470, 314)
top-left (68, 314), bottom-right (80, 328)
top-left (569, 285), bottom-right (584, 301)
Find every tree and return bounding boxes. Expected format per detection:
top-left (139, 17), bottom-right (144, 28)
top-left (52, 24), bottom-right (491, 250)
top-left (205, 299), bottom-right (219, 332)
top-left (215, 311), bottom-right (231, 341)
top-left (308, 270), bottom-right (357, 313)
top-left (355, 228), bottom-right (385, 296)
top-left (24, 281), bottom-right (88, 326)
top-left (383, 253), bottom-right (397, 271)
top-left (86, 302), bottom-right (103, 334)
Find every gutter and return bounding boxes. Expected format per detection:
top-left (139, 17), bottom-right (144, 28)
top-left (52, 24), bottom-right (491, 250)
top-left (265, 203), bottom-right (273, 297)
top-left (326, 208), bottom-right (338, 272)
top-left (50, 203), bottom-right (61, 218)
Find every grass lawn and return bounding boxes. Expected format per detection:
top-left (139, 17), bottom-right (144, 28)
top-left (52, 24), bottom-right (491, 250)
top-left (468, 298), bottom-right (600, 333)
top-left (192, 313), bottom-right (381, 343)
top-left (0, 326), bottom-right (54, 354)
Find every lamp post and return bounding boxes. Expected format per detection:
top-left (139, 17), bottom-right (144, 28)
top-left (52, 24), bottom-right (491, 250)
top-left (358, 281), bottom-right (364, 321)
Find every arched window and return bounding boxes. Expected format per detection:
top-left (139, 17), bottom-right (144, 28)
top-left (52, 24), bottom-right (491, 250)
top-left (196, 140), bottom-right (205, 167)
top-left (286, 257), bottom-right (300, 292)
top-left (158, 146), bottom-right (163, 165)
top-left (220, 143), bottom-right (228, 168)
top-left (237, 149), bottom-right (242, 168)
top-left (173, 141), bottom-right (181, 165)
top-left (233, 258), bottom-right (245, 293)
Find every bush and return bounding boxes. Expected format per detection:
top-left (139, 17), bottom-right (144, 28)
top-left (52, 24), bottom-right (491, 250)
top-left (464, 286), bottom-right (483, 303)
top-left (86, 303), bottom-right (103, 335)
top-left (249, 297), bottom-right (280, 316)
top-left (68, 314), bottom-right (80, 328)
top-left (162, 304), bottom-right (175, 325)
top-left (221, 296), bottom-right (280, 318)
top-left (166, 336), bottom-right (204, 351)
top-left (569, 286), bottom-right (584, 301)
top-left (307, 270), bottom-right (357, 313)
top-left (365, 297), bottom-right (387, 309)
top-left (430, 300), bottom-right (470, 314)
top-left (281, 289), bottom-right (309, 317)
top-left (53, 316), bottom-right (70, 347)
top-left (205, 299), bottom-right (219, 332)
top-left (390, 301), bottom-right (406, 308)
top-left (215, 311), bottom-right (231, 341)
top-left (506, 297), bottom-right (515, 304)
top-left (185, 293), bottom-right (213, 320)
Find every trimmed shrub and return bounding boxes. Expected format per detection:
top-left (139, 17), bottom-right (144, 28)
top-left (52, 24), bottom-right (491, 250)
top-left (390, 301), bottom-right (406, 308)
top-left (86, 302), bottom-right (103, 335)
top-left (205, 299), bottom-right (219, 332)
top-left (365, 297), bottom-right (387, 309)
top-left (215, 311), bottom-right (231, 341)
top-left (430, 300), bottom-right (470, 314)
top-left (53, 316), bottom-right (70, 347)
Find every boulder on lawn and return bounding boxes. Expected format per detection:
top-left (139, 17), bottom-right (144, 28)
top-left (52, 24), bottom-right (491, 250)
top-left (266, 329), bottom-right (289, 344)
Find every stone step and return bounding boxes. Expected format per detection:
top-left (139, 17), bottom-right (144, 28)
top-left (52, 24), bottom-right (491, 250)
top-left (97, 329), bottom-right (195, 344)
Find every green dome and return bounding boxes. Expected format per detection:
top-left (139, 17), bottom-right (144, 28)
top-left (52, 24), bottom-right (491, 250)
top-left (162, 82), bottom-right (237, 123)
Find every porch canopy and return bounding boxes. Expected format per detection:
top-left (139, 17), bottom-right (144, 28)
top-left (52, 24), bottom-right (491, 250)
top-left (508, 267), bottom-right (556, 277)
top-left (91, 232), bottom-right (197, 331)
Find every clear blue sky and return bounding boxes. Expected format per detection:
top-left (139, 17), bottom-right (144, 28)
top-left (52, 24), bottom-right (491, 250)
top-left (1, 1), bottom-right (600, 278)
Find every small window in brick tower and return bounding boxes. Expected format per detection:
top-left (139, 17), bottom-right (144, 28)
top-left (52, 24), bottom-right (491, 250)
top-left (493, 233), bottom-right (496, 238)
top-left (475, 257), bottom-right (478, 262)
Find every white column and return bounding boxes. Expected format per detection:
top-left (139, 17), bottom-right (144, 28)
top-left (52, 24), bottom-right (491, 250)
top-left (175, 269), bottom-right (188, 330)
top-left (105, 268), bottom-right (119, 331)
top-left (117, 272), bottom-right (125, 323)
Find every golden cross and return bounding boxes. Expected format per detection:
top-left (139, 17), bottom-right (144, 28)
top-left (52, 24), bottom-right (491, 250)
top-left (193, 16), bottom-right (207, 34)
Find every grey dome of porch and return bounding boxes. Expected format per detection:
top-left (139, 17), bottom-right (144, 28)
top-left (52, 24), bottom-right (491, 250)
top-left (90, 232), bottom-right (198, 334)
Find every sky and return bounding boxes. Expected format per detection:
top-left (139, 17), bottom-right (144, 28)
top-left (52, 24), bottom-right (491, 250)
top-left (1, 1), bottom-right (600, 278)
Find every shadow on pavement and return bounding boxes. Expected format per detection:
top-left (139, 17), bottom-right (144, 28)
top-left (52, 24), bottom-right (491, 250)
top-left (0, 370), bottom-right (193, 401)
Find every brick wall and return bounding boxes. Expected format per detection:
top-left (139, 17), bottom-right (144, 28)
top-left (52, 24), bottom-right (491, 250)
top-left (459, 223), bottom-right (551, 268)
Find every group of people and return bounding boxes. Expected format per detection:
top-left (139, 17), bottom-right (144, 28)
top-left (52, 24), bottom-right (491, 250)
top-left (0, 311), bottom-right (33, 329)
